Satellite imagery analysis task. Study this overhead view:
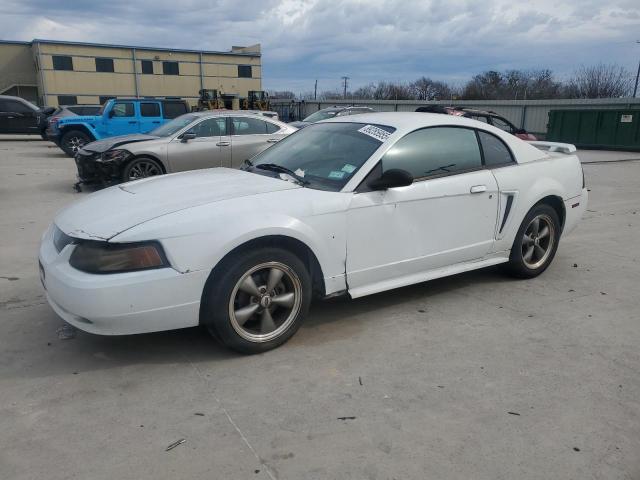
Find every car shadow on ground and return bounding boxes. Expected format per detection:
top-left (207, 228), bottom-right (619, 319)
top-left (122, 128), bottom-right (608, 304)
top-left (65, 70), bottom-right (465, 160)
top-left (11, 265), bottom-right (513, 380)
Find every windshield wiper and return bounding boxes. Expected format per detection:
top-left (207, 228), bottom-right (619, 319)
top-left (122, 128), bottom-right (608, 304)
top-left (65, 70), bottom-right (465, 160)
top-left (255, 163), bottom-right (309, 186)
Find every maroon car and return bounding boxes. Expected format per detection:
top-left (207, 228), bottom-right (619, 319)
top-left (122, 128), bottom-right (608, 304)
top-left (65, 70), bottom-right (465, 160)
top-left (415, 105), bottom-right (537, 141)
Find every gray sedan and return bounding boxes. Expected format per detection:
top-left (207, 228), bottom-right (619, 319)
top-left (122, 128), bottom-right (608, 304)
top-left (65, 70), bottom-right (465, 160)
top-left (74, 111), bottom-right (297, 186)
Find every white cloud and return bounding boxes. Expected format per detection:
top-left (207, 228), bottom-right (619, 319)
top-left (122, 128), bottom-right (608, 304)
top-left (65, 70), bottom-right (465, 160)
top-left (1, 0), bottom-right (638, 92)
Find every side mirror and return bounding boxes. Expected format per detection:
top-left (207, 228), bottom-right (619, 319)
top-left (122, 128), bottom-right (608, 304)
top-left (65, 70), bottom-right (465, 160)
top-left (181, 132), bottom-right (196, 143)
top-left (108, 109), bottom-right (115, 118)
top-left (368, 169), bottom-right (413, 190)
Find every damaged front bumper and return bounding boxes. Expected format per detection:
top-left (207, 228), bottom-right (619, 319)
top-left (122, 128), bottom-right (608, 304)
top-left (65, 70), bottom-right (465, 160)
top-left (74, 149), bottom-right (131, 186)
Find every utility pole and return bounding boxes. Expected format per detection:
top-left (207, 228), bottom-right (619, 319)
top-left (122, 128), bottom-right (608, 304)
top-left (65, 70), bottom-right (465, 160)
top-left (314, 79), bottom-right (318, 100)
top-left (341, 76), bottom-right (349, 99)
top-left (634, 41), bottom-right (640, 98)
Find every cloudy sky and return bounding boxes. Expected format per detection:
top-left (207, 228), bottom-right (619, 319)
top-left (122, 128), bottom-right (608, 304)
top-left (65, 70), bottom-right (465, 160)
top-left (1, 0), bottom-right (639, 94)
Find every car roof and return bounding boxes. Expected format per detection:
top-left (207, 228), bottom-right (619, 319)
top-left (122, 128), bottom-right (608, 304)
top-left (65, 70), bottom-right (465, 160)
top-left (323, 112), bottom-right (546, 163)
top-left (0, 95), bottom-right (38, 107)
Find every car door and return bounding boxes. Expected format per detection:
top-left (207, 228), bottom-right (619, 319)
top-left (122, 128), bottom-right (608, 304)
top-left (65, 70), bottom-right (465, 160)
top-left (1, 99), bottom-right (38, 133)
top-left (138, 102), bottom-right (163, 133)
top-left (106, 101), bottom-right (137, 136)
top-left (346, 126), bottom-right (499, 292)
top-left (166, 116), bottom-right (227, 172)
top-left (229, 116), bottom-right (285, 168)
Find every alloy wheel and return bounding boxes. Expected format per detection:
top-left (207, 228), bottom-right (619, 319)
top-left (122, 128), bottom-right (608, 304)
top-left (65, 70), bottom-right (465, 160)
top-left (127, 160), bottom-right (162, 180)
top-left (66, 136), bottom-right (86, 153)
top-left (228, 262), bottom-right (302, 342)
top-left (521, 214), bottom-right (555, 269)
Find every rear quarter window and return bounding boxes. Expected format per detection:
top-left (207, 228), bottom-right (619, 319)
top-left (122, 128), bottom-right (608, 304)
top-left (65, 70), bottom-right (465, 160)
top-left (162, 101), bottom-right (188, 119)
top-left (478, 131), bottom-right (515, 166)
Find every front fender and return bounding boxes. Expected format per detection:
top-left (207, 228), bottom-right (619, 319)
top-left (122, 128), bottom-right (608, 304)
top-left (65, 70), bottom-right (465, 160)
top-left (111, 207), bottom-right (349, 295)
top-left (59, 122), bottom-right (101, 140)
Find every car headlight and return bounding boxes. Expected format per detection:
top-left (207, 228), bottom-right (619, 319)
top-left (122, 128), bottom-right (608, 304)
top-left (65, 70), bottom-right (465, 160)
top-left (69, 241), bottom-right (169, 274)
top-left (99, 149), bottom-right (131, 163)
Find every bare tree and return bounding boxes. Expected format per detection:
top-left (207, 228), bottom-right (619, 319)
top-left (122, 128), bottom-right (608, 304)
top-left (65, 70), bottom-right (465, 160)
top-left (565, 64), bottom-right (633, 98)
top-left (410, 77), bottom-right (452, 100)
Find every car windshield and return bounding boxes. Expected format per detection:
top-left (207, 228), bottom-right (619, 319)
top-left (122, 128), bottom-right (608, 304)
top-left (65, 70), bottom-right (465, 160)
top-left (302, 110), bottom-right (340, 123)
top-left (149, 114), bottom-right (199, 137)
top-left (245, 122), bottom-right (395, 192)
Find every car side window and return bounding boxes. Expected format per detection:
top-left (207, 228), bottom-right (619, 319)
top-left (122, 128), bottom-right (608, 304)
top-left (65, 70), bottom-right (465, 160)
top-left (470, 115), bottom-right (489, 123)
top-left (265, 121), bottom-right (280, 134)
top-left (232, 117), bottom-right (269, 135)
top-left (491, 117), bottom-right (515, 133)
top-left (190, 118), bottom-right (227, 137)
top-left (111, 102), bottom-right (134, 117)
top-left (140, 103), bottom-right (161, 117)
top-left (381, 127), bottom-right (482, 179)
top-left (162, 102), bottom-right (188, 119)
top-left (478, 131), bottom-right (515, 167)
top-left (6, 100), bottom-right (33, 114)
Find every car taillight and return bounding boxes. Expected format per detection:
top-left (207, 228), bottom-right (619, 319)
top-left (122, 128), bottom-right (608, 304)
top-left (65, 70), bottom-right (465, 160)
top-left (48, 116), bottom-right (60, 125)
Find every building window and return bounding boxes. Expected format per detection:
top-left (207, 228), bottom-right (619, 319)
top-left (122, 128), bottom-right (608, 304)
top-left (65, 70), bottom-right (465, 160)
top-left (238, 65), bottom-right (252, 78)
top-left (99, 96), bottom-right (116, 105)
top-left (140, 102), bottom-right (161, 117)
top-left (162, 61), bottom-right (179, 75)
top-left (95, 58), bottom-right (114, 73)
top-left (52, 55), bottom-right (73, 71)
top-left (141, 60), bottom-right (153, 74)
top-left (57, 95), bottom-right (78, 105)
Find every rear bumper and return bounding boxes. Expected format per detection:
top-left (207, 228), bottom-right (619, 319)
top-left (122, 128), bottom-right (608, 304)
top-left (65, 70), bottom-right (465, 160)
top-left (563, 188), bottom-right (588, 235)
top-left (39, 224), bottom-right (209, 335)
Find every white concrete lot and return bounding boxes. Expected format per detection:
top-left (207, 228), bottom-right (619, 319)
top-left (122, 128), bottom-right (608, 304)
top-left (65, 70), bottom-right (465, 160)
top-left (1, 138), bottom-right (639, 479)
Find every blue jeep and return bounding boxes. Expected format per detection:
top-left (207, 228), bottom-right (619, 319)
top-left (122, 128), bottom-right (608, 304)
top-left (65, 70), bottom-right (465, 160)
top-left (50, 98), bottom-right (190, 156)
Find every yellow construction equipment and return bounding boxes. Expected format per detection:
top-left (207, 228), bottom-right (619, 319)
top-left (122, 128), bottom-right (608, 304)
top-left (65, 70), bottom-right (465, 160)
top-left (242, 91), bottom-right (270, 111)
top-left (197, 89), bottom-right (224, 111)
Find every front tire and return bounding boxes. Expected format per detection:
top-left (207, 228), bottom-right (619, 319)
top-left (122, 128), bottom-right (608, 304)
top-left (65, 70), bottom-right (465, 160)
top-left (60, 130), bottom-right (91, 156)
top-left (202, 247), bottom-right (312, 354)
top-left (122, 157), bottom-right (163, 182)
top-left (507, 204), bottom-right (561, 278)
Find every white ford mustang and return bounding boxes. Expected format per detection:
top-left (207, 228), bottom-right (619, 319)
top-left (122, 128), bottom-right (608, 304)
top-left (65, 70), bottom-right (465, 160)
top-left (39, 113), bottom-right (587, 353)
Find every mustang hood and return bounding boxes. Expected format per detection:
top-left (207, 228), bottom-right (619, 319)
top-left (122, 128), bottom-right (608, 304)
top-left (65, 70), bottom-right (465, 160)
top-left (55, 168), bottom-right (299, 240)
top-left (79, 134), bottom-right (159, 154)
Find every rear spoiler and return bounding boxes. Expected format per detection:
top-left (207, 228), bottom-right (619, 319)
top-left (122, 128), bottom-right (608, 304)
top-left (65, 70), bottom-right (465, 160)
top-left (527, 141), bottom-right (577, 154)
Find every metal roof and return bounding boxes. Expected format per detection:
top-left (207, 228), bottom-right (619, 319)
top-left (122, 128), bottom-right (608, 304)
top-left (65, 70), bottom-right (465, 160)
top-left (0, 39), bottom-right (260, 57)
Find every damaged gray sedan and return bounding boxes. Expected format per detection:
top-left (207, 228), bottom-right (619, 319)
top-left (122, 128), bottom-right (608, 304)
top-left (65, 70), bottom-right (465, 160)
top-left (73, 111), bottom-right (296, 188)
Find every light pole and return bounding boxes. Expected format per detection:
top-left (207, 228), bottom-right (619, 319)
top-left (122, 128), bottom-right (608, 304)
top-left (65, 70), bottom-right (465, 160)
top-left (634, 40), bottom-right (640, 98)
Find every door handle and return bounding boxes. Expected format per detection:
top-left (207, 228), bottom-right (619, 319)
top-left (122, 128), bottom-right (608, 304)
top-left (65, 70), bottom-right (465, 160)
top-left (128, 121), bottom-right (137, 124)
top-left (470, 185), bottom-right (487, 194)
top-left (266, 138), bottom-right (279, 143)
top-left (152, 121), bottom-right (160, 124)
top-left (216, 141), bottom-right (230, 146)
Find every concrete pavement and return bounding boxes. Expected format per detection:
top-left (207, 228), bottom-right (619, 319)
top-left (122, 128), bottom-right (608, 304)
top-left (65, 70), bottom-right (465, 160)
top-left (1, 140), bottom-right (639, 479)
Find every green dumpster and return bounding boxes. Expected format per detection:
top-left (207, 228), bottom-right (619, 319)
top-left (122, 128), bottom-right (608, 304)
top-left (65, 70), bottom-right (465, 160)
top-left (547, 108), bottom-right (640, 151)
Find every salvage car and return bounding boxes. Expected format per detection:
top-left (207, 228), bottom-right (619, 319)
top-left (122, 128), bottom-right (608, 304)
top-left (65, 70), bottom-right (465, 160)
top-left (73, 111), bottom-right (296, 187)
top-left (43, 104), bottom-right (102, 142)
top-left (289, 105), bottom-right (375, 128)
top-left (415, 105), bottom-right (538, 140)
top-left (39, 112), bottom-right (587, 353)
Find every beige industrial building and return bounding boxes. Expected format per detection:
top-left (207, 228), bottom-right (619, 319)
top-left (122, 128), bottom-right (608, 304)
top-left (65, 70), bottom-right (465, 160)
top-left (0, 39), bottom-right (262, 107)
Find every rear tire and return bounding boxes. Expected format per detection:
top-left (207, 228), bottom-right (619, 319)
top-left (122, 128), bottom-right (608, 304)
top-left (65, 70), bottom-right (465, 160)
top-left (202, 247), bottom-right (312, 354)
top-left (507, 204), bottom-right (561, 278)
top-left (60, 130), bottom-right (91, 156)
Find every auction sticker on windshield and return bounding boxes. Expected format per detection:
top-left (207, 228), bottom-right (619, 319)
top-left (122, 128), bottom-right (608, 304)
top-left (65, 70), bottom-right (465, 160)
top-left (358, 125), bottom-right (392, 142)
